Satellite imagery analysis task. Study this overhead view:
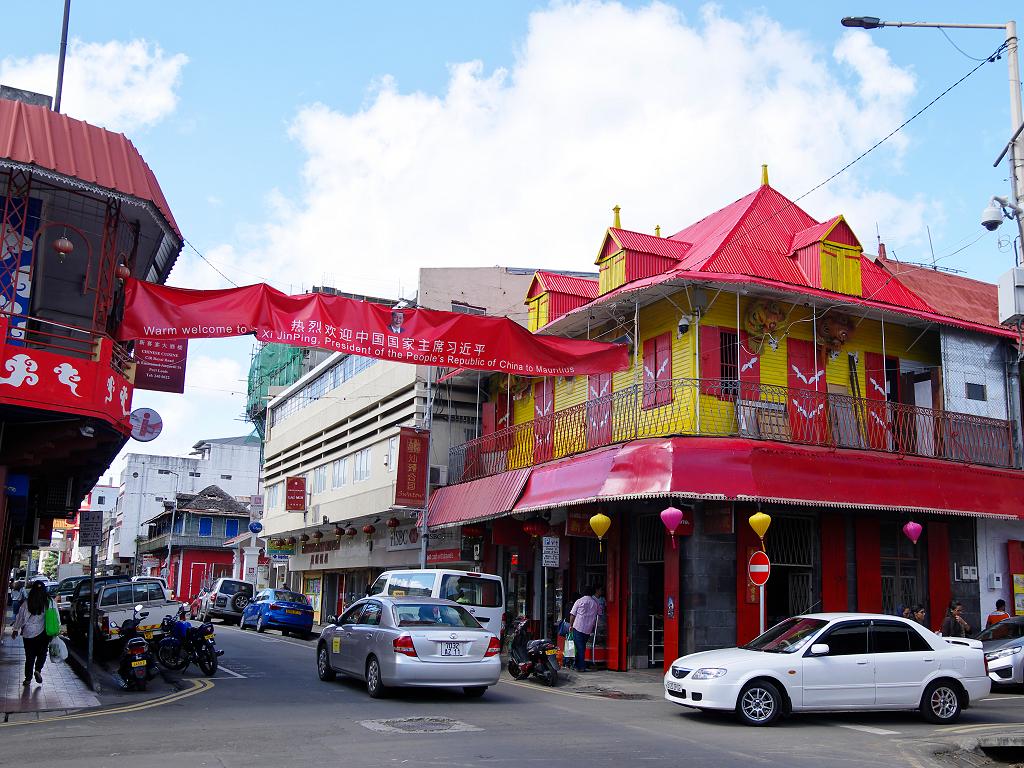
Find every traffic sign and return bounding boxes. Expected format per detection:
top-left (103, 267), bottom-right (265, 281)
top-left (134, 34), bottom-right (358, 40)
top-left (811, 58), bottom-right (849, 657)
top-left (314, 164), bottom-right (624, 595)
top-left (248, 521), bottom-right (263, 534)
top-left (129, 407), bottom-right (163, 442)
top-left (748, 550), bottom-right (771, 586)
top-left (78, 509), bottom-right (103, 547)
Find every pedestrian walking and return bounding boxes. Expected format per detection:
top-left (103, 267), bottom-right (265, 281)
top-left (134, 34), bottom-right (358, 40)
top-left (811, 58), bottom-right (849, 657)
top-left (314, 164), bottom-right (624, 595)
top-left (10, 581), bottom-right (55, 686)
top-left (939, 600), bottom-right (971, 638)
top-left (10, 578), bottom-right (25, 618)
top-left (985, 599), bottom-right (1011, 628)
top-left (568, 585), bottom-right (601, 673)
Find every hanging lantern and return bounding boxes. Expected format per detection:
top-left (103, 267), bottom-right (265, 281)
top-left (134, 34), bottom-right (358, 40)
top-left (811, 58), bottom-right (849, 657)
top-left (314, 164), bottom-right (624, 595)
top-left (461, 525), bottom-right (485, 539)
top-left (362, 524), bottom-right (376, 536)
top-left (300, 533), bottom-right (310, 543)
top-left (53, 235), bottom-right (74, 262)
top-left (334, 526), bottom-right (345, 539)
top-left (115, 263), bottom-right (132, 280)
top-left (345, 526), bottom-right (358, 537)
top-left (589, 512), bottom-right (611, 552)
top-left (522, 519), bottom-right (549, 538)
top-left (748, 511), bottom-right (772, 544)
top-left (286, 537), bottom-right (296, 545)
top-left (660, 506), bottom-right (684, 549)
top-left (312, 530), bottom-right (323, 540)
top-left (903, 520), bottom-right (923, 545)
top-left (386, 517), bottom-right (401, 529)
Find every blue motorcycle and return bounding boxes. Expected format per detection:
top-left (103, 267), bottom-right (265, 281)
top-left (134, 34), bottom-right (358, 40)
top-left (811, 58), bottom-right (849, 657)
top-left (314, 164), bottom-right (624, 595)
top-left (157, 608), bottom-right (222, 676)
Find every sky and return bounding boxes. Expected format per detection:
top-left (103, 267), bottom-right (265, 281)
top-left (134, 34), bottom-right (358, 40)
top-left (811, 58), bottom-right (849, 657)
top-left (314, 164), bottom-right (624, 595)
top-left (2, 1), bottom-right (1021, 476)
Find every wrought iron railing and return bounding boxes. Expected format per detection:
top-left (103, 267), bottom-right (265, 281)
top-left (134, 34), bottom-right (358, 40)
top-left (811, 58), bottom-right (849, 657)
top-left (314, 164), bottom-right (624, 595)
top-left (2, 311), bottom-right (135, 376)
top-left (449, 377), bottom-right (1016, 483)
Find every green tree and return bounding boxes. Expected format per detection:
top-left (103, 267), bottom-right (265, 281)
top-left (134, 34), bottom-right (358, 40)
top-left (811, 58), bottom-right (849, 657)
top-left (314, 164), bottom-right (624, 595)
top-left (41, 551), bottom-right (58, 579)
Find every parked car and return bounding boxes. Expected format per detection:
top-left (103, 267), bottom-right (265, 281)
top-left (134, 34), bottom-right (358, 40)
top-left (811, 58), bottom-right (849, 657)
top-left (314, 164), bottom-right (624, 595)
top-left (368, 569), bottom-right (505, 635)
top-left (69, 575), bottom-right (137, 640)
top-left (132, 575), bottom-right (173, 600)
top-left (241, 589), bottom-right (315, 638)
top-left (977, 616), bottom-right (1024, 686)
top-left (94, 580), bottom-right (180, 645)
top-left (664, 613), bottom-right (991, 726)
top-left (187, 589), bottom-right (209, 619)
top-left (198, 578), bottom-right (254, 623)
top-left (54, 575), bottom-right (91, 621)
top-left (316, 596), bottom-right (501, 698)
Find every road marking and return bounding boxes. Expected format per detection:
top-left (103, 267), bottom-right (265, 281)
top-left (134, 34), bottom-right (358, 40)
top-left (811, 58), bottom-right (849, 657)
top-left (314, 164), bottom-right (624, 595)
top-left (0, 679), bottom-right (214, 728)
top-left (504, 679), bottom-right (611, 701)
top-left (937, 721), bottom-right (1024, 734)
top-left (213, 664), bottom-right (246, 679)
top-left (836, 724), bottom-right (900, 735)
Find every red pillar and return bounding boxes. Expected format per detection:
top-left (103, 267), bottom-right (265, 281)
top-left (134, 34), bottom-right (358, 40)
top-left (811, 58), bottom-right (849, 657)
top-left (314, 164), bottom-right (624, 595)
top-left (927, 522), bottom-right (952, 633)
top-left (736, 515), bottom-right (760, 645)
top-left (663, 531), bottom-right (680, 671)
top-left (820, 513), bottom-right (848, 612)
top-left (855, 517), bottom-right (882, 612)
top-left (604, 515), bottom-right (628, 671)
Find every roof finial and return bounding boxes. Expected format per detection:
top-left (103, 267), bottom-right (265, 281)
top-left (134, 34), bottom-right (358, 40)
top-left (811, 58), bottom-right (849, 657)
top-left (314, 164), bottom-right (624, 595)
top-left (761, 164), bottom-right (769, 186)
top-left (612, 205), bottom-right (621, 229)
top-left (655, 224), bottom-right (661, 238)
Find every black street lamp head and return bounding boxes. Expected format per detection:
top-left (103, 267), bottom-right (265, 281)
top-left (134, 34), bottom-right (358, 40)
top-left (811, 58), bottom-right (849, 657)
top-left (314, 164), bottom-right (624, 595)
top-left (841, 16), bottom-right (882, 29)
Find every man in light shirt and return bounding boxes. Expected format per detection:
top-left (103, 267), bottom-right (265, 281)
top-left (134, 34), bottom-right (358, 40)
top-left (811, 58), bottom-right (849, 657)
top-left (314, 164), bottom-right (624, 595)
top-left (568, 585), bottom-right (601, 672)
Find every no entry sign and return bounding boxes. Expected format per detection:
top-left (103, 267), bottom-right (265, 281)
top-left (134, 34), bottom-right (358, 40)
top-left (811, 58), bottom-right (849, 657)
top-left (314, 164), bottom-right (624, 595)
top-left (748, 550), bottom-right (771, 587)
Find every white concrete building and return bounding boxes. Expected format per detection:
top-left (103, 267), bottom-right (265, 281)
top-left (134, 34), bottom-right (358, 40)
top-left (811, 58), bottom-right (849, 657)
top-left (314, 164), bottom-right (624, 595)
top-left (110, 435), bottom-right (261, 568)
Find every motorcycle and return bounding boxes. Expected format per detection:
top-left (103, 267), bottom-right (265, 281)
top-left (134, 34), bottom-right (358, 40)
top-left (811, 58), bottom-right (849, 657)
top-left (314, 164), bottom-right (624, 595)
top-left (506, 616), bottom-right (559, 686)
top-left (157, 605), bottom-right (222, 676)
top-left (116, 604), bottom-right (158, 691)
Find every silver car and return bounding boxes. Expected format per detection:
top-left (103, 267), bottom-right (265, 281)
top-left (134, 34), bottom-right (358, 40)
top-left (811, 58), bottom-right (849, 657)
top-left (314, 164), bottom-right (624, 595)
top-left (316, 596), bottom-right (501, 698)
top-left (978, 617), bottom-right (1024, 686)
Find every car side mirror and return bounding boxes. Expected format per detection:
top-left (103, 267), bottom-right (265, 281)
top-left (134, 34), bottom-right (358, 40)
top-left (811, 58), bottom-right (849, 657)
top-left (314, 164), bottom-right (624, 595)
top-left (326, 615), bottom-right (337, 625)
top-left (135, 604), bottom-right (144, 612)
top-left (809, 643), bottom-right (830, 657)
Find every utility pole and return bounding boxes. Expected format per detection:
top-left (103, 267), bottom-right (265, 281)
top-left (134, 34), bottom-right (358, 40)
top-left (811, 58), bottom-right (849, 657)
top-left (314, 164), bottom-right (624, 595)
top-left (54, 0), bottom-right (71, 112)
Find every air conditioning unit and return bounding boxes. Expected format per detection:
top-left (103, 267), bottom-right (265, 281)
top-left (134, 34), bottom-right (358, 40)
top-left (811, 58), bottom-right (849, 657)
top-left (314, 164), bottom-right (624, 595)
top-left (429, 465), bottom-right (448, 487)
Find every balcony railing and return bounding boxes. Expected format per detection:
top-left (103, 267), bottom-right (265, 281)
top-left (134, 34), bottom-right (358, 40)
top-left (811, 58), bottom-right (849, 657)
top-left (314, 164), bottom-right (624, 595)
top-left (137, 533), bottom-right (229, 552)
top-left (449, 377), bottom-right (1017, 483)
top-left (4, 312), bottom-right (133, 375)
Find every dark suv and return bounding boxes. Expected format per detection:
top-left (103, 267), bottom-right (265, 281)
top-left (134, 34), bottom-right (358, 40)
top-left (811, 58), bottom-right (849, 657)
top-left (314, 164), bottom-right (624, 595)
top-left (200, 578), bottom-right (254, 623)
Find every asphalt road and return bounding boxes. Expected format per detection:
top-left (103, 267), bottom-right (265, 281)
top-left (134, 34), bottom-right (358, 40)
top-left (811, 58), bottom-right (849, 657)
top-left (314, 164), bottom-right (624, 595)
top-left (3, 621), bottom-right (1023, 768)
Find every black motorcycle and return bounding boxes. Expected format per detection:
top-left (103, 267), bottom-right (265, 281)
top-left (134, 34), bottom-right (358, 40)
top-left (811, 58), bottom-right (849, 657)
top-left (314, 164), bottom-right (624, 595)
top-left (507, 616), bottom-right (559, 686)
top-left (157, 607), bottom-right (222, 676)
top-left (116, 605), bottom-right (157, 691)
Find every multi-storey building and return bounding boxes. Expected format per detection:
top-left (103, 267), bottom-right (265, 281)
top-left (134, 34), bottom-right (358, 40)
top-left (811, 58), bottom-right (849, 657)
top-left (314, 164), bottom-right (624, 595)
top-left (428, 171), bottom-right (1024, 670)
top-left (0, 91), bottom-right (181, 619)
top-left (110, 435), bottom-right (260, 569)
top-left (57, 478), bottom-right (118, 567)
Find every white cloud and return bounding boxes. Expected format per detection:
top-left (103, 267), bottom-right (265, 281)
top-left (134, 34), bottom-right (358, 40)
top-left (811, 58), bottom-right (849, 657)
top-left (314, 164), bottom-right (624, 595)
top-left (204, 1), bottom-right (926, 297)
top-left (0, 38), bottom-right (187, 132)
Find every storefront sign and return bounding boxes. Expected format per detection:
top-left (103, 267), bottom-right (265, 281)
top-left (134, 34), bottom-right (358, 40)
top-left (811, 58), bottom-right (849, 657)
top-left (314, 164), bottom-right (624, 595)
top-left (394, 427), bottom-right (429, 508)
top-left (51, 517), bottom-right (74, 531)
top-left (266, 542), bottom-right (294, 561)
top-left (387, 525), bottom-right (420, 552)
top-left (1014, 574), bottom-right (1024, 614)
top-left (133, 338), bottom-right (188, 393)
top-left (426, 548), bottom-right (461, 564)
top-left (118, 279), bottom-right (629, 377)
top-left (285, 476), bottom-right (307, 511)
top-left (703, 504), bottom-right (734, 535)
top-left (78, 509), bottom-right (103, 547)
top-left (542, 536), bottom-right (560, 567)
top-left (565, 509), bottom-right (597, 538)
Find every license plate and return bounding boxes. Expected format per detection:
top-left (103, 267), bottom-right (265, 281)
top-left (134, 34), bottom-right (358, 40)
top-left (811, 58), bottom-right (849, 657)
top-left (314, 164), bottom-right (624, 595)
top-left (665, 680), bottom-right (683, 692)
top-left (286, 609), bottom-right (301, 615)
top-left (144, 631), bottom-right (153, 639)
top-left (545, 648), bottom-right (558, 655)
top-left (441, 642), bottom-right (462, 656)
top-left (131, 660), bottom-right (146, 668)
top-left (205, 634), bottom-right (215, 642)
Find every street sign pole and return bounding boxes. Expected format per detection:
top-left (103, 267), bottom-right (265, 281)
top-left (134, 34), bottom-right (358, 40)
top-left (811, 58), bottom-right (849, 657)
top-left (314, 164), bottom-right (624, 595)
top-left (759, 584), bottom-right (765, 635)
top-left (86, 545), bottom-right (96, 690)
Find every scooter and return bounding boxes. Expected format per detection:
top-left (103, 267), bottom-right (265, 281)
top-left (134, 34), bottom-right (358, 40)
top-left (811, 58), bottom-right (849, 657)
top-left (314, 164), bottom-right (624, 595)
top-left (506, 616), bottom-right (559, 686)
top-left (157, 605), bottom-right (222, 676)
top-left (116, 605), bottom-right (157, 691)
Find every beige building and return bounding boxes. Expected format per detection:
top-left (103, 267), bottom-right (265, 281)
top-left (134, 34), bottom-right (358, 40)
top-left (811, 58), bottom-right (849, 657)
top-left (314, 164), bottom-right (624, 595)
top-left (260, 266), bottom-right (563, 621)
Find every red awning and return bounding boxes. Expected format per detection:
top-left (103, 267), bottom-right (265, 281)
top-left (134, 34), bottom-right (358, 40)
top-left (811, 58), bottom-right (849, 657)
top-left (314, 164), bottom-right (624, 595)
top-left (513, 445), bottom-right (622, 513)
top-left (427, 467), bottom-right (531, 528)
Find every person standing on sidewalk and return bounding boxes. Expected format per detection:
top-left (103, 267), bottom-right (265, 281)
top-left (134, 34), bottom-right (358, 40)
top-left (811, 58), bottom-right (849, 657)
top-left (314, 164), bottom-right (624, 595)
top-left (568, 585), bottom-right (601, 673)
top-left (986, 599), bottom-right (1011, 628)
top-left (10, 581), bottom-right (52, 685)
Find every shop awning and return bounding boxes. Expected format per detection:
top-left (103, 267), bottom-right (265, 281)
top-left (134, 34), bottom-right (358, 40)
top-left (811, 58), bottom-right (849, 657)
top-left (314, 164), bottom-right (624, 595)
top-left (513, 445), bottom-right (623, 513)
top-left (427, 467), bottom-right (531, 528)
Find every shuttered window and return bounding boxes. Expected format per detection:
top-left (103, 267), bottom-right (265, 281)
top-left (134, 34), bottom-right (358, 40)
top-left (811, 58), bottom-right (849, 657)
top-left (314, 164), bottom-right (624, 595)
top-left (642, 332), bottom-right (673, 408)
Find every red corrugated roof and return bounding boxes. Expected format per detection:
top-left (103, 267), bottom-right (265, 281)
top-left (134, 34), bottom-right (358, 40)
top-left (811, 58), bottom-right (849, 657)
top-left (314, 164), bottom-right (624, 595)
top-left (790, 217), bottom-right (839, 251)
top-left (608, 228), bottom-right (691, 260)
top-left (534, 270), bottom-right (599, 298)
top-left (427, 467), bottom-right (531, 527)
top-left (879, 259), bottom-right (999, 327)
top-left (860, 257), bottom-right (933, 312)
top-left (0, 99), bottom-right (180, 238)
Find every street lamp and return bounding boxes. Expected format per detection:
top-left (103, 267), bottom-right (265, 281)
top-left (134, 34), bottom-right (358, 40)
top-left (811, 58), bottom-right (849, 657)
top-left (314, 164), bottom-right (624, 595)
top-left (841, 16), bottom-right (1024, 245)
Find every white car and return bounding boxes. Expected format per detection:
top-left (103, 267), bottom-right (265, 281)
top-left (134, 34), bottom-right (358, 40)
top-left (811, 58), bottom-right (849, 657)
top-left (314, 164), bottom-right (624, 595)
top-left (664, 613), bottom-right (991, 726)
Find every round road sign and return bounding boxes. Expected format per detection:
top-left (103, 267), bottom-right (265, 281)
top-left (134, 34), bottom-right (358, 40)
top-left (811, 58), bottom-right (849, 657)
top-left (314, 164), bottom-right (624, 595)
top-left (248, 521), bottom-right (263, 535)
top-left (748, 550), bottom-right (771, 587)
top-left (129, 407), bottom-right (163, 442)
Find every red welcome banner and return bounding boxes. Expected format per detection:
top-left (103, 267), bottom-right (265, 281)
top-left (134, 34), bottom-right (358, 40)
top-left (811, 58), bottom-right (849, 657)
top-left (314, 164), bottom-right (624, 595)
top-left (118, 280), bottom-right (628, 376)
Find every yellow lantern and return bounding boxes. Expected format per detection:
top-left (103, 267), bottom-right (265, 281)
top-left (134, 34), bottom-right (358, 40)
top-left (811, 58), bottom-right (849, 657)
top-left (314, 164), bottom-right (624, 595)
top-left (748, 511), bottom-right (771, 545)
top-left (590, 512), bottom-right (611, 551)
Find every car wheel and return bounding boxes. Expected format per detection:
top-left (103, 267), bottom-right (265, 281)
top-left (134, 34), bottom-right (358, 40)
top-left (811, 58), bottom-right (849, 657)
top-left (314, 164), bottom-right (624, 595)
top-left (736, 680), bottom-right (782, 726)
top-left (317, 644), bottom-right (336, 681)
top-left (366, 656), bottom-right (386, 699)
top-left (256, 614), bottom-right (266, 633)
top-left (463, 686), bottom-right (487, 698)
top-left (921, 680), bottom-right (962, 724)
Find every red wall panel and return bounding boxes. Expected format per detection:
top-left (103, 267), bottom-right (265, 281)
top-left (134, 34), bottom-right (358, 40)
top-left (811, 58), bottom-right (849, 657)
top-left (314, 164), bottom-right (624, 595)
top-left (605, 515), bottom-right (629, 671)
top-left (927, 522), bottom-right (952, 633)
top-left (855, 516), bottom-right (882, 612)
top-left (736, 514), bottom-right (761, 645)
top-left (663, 531), bottom-right (680, 671)
top-left (820, 513), bottom-right (848, 611)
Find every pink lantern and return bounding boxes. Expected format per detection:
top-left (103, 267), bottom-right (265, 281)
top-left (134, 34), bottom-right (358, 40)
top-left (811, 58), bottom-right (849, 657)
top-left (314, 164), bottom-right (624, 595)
top-left (661, 506), bottom-right (685, 549)
top-left (903, 520), bottom-right (923, 545)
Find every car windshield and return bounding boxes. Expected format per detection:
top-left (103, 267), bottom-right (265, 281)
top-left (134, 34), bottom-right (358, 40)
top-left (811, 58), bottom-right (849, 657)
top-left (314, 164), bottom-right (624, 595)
top-left (393, 603), bottom-right (482, 628)
top-left (218, 581), bottom-right (253, 597)
top-left (742, 617), bottom-right (828, 653)
top-left (977, 622), bottom-right (1024, 642)
top-left (273, 591), bottom-right (308, 604)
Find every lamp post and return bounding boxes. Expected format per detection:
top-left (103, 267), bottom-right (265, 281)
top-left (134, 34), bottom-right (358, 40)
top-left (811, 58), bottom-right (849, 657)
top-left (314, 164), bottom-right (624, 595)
top-left (840, 16), bottom-right (1024, 244)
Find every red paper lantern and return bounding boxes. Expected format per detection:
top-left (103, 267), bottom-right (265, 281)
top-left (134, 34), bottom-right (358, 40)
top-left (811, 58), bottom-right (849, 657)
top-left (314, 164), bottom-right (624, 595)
top-left (386, 517), bottom-right (401, 529)
top-left (300, 534), bottom-right (310, 543)
top-left (286, 537), bottom-right (296, 545)
top-left (115, 263), bottom-right (132, 280)
top-left (53, 235), bottom-right (74, 261)
top-left (522, 519), bottom-right (549, 537)
top-left (334, 527), bottom-right (345, 539)
top-left (345, 526), bottom-right (358, 537)
top-left (362, 524), bottom-right (376, 536)
top-left (461, 525), bottom-right (485, 539)
top-left (312, 530), bottom-right (323, 540)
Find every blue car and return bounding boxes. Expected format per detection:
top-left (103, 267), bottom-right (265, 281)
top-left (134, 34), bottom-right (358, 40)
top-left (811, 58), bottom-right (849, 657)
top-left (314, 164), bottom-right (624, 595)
top-left (240, 589), bottom-right (315, 638)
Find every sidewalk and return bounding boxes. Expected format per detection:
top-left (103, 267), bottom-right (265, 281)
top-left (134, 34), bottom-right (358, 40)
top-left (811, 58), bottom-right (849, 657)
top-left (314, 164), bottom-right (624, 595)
top-left (556, 665), bottom-right (666, 698)
top-left (1, 611), bottom-right (99, 720)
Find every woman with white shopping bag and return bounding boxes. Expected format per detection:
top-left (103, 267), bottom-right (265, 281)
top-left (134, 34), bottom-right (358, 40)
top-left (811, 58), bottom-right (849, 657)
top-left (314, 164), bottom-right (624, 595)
top-left (10, 581), bottom-right (60, 686)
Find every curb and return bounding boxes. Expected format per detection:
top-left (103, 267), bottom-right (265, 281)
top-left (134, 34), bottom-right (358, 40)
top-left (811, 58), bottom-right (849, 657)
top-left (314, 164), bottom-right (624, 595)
top-left (63, 637), bottom-right (95, 692)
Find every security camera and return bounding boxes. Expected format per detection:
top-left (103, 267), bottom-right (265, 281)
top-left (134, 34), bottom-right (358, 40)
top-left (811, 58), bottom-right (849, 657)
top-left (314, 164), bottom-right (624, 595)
top-left (982, 195), bottom-right (1023, 231)
top-left (677, 314), bottom-right (693, 338)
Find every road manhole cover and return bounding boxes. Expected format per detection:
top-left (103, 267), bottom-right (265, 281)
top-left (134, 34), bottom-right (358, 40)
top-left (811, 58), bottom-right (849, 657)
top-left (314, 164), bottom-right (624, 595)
top-left (359, 717), bottom-right (482, 734)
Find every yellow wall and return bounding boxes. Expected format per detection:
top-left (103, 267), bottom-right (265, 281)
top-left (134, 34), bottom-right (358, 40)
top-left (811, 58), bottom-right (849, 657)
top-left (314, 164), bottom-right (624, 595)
top-left (820, 241), bottom-right (863, 296)
top-left (598, 251), bottom-right (626, 295)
